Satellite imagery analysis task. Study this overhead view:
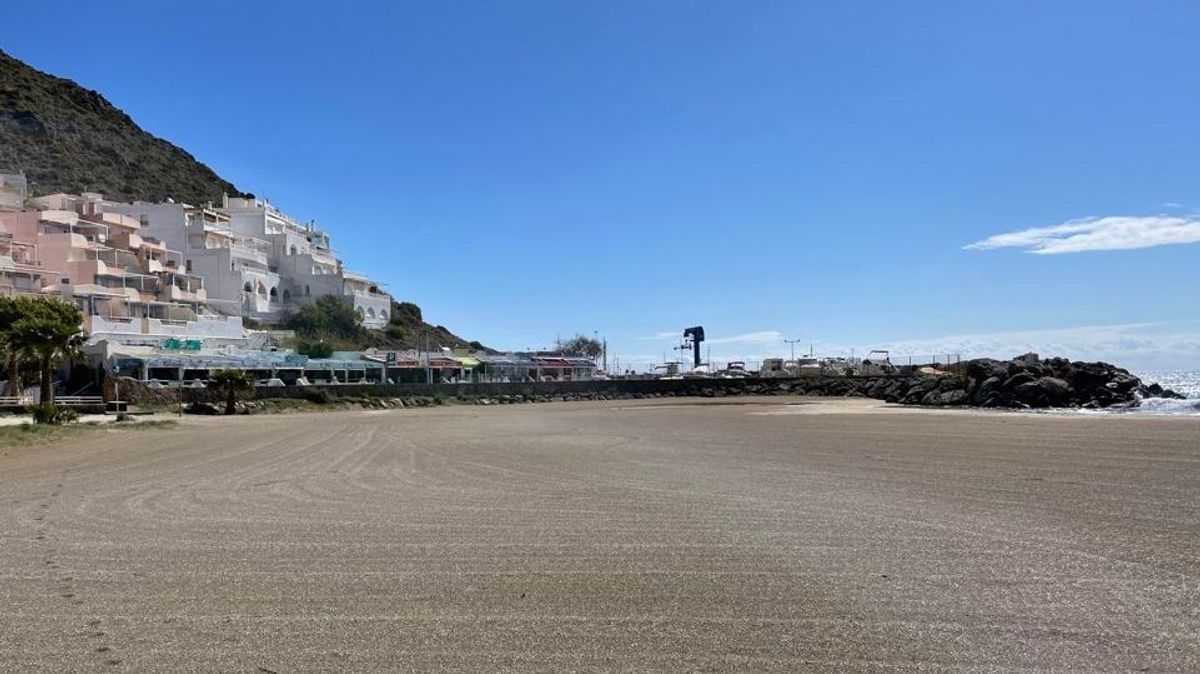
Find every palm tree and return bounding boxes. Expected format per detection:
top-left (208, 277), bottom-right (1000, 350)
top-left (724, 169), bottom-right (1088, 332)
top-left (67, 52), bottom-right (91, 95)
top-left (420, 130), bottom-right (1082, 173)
top-left (210, 369), bottom-right (254, 415)
top-left (8, 299), bottom-right (85, 405)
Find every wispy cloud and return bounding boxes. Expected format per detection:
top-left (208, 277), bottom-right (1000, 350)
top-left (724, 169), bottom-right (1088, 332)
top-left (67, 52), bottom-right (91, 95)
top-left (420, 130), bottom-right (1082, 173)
top-left (637, 331), bottom-right (682, 340)
top-left (638, 330), bottom-right (784, 345)
top-left (965, 215), bottom-right (1200, 254)
top-left (707, 330), bottom-right (784, 345)
top-left (856, 320), bottom-right (1200, 371)
top-left (614, 321), bottom-right (1200, 372)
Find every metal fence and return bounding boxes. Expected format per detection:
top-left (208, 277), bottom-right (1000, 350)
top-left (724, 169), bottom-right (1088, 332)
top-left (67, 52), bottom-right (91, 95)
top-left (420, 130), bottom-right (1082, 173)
top-left (758, 353), bottom-right (963, 377)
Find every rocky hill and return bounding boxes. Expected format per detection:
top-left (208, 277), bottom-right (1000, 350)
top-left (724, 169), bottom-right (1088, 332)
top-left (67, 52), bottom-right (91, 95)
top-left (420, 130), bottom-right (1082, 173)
top-left (0, 49), bottom-right (244, 203)
top-left (1, 50), bottom-right (489, 351)
top-left (374, 302), bottom-right (490, 352)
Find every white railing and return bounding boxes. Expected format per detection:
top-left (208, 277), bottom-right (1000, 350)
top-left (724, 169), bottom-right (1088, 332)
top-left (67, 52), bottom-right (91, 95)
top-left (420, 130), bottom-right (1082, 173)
top-left (55, 396), bottom-right (104, 407)
top-left (89, 315), bottom-right (143, 335)
top-left (147, 315), bottom-right (242, 339)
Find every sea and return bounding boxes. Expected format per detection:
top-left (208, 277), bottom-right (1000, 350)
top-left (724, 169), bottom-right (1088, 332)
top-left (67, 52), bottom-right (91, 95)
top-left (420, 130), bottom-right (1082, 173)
top-left (1128, 370), bottom-right (1200, 416)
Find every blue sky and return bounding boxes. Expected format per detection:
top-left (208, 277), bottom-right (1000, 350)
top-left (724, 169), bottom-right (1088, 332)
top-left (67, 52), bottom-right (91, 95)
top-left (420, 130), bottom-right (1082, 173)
top-left (5, 1), bottom-right (1200, 369)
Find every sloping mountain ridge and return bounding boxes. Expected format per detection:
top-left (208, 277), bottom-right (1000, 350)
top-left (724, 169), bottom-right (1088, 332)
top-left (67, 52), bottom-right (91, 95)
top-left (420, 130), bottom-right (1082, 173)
top-left (0, 49), bottom-right (487, 350)
top-left (0, 48), bottom-right (243, 204)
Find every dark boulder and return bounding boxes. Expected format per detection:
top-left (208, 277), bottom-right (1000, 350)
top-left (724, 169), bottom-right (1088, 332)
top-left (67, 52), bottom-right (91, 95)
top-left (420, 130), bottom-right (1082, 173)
top-left (934, 390), bottom-right (968, 406)
top-left (1012, 381), bottom-right (1051, 408)
top-left (1036, 376), bottom-right (1073, 405)
top-left (971, 376), bottom-right (1003, 405)
top-left (1140, 382), bottom-right (1186, 400)
top-left (966, 358), bottom-right (1008, 382)
top-left (1002, 372), bottom-right (1036, 391)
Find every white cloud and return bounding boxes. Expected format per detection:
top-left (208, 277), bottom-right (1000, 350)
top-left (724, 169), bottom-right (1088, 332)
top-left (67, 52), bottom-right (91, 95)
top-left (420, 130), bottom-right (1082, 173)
top-left (849, 321), bottom-right (1200, 371)
top-left (707, 330), bottom-right (784, 345)
top-left (637, 331), bottom-right (682, 340)
top-left (637, 330), bottom-right (784, 345)
top-left (613, 321), bottom-right (1200, 372)
top-left (965, 215), bottom-right (1200, 254)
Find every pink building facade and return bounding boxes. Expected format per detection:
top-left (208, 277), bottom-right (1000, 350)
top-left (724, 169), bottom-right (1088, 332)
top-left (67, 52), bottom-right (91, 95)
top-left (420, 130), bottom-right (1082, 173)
top-left (0, 193), bottom-right (242, 344)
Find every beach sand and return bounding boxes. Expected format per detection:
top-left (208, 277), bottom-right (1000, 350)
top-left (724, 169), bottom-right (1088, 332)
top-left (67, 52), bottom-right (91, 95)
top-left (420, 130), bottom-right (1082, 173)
top-left (1, 397), bottom-right (1196, 671)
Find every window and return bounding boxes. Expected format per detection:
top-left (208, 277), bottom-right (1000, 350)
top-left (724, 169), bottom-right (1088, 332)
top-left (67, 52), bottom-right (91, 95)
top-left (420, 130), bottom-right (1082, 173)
top-left (305, 284), bottom-right (310, 296)
top-left (289, 244), bottom-right (298, 255)
top-left (269, 287), bottom-right (278, 300)
top-left (185, 259), bottom-right (192, 273)
top-left (283, 289), bottom-right (291, 302)
top-left (244, 282), bottom-right (252, 293)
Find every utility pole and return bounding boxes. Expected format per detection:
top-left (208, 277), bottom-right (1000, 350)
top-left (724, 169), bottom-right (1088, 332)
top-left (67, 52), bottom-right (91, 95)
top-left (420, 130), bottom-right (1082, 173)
top-left (784, 338), bottom-right (802, 361)
top-left (425, 332), bottom-right (432, 384)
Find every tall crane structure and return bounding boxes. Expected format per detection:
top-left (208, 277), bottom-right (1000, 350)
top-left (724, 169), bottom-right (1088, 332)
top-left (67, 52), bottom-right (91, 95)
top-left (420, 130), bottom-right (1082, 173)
top-left (682, 326), bottom-right (705, 369)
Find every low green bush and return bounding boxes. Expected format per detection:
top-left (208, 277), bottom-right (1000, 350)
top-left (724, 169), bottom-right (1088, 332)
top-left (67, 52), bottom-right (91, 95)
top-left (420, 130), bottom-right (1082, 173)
top-left (29, 404), bottom-right (79, 425)
top-left (304, 389), bottom-right (331, 405)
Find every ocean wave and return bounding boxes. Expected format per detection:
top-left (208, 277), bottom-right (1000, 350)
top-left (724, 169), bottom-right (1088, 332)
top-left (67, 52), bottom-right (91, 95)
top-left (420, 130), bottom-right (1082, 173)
top-left (1131, 370), bottom-right (1200, 416)
top-left (1132, 396), bottom-right (1200, 416)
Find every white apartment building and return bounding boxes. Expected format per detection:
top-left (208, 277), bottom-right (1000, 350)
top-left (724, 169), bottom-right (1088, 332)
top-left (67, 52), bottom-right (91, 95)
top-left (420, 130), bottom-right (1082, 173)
top-left (104, 200), bottom-right (282, 323)
top-left (218, 195), bottom-right (391, 328)
top-left (105, 195), bottom-right (392, 328)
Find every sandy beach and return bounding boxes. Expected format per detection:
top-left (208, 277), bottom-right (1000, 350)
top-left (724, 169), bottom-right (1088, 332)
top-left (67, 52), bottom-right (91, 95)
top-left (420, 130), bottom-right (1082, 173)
top-left (1, 397), bottom-right (1196, 671)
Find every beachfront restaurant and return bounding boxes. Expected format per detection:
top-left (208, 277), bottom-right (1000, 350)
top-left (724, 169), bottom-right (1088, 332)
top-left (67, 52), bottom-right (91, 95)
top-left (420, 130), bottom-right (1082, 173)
top-left (365, 351), bottom-right (468, 383)
top-left (106, 347), bottom-right (384, 386)
top-left (475, 353), bottom-right (598, 382)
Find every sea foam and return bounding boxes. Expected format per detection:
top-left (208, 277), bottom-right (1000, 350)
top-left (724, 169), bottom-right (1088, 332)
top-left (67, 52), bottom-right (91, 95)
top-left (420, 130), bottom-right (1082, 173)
top-left (1133, 370), bottom-right (1200, 416)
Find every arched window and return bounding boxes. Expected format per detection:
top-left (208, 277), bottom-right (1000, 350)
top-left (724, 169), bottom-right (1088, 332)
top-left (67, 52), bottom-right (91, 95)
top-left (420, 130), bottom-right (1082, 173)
top-left (366, 307), bottom-right (376, 318)
top-left (269, 287), bottom-right (278, 300)
top-left (379, 310), bottom-right (388, 321)
top-left (243, 282), bottom-right (252, 293)
top-left (282, 289), bottom-right (291, 302)
top-left (289, 244), bottom-right (297, 255)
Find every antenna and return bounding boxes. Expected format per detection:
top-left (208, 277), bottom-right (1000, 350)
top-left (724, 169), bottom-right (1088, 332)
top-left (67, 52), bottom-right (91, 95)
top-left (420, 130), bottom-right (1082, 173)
top-left (784, 338), bottom-right (802, 361)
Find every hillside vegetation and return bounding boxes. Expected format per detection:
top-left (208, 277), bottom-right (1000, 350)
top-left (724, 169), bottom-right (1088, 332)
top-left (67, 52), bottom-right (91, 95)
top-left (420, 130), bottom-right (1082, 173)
top-left (285, 297), bottom-right (488, 354)
top-left (0, 49), bottom-right (245, 203)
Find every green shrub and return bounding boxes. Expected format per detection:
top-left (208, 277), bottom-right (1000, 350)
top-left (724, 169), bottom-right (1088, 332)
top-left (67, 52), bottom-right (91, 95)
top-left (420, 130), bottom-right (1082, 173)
top-left (285, 295), bottom-right (363, 341)
top-left (296, 338), bottom-right (334, 359)
top-left (29, 404), bottom-right (79, 425)
top-left (304, 389), bottom-right (331, 405)
top-left (393, 301), bottom-right (422, 323)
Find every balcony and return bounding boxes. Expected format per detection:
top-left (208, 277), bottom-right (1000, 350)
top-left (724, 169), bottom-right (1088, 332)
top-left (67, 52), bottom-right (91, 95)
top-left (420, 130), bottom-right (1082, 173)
top-left (146, 314), bottom-right (242, 340)
top-left (229, 242), bottom-right (270, 266)
top-left (87, 313), bottom-right (244, 341)
top-left (88, 248), bottom-right (141, 274)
